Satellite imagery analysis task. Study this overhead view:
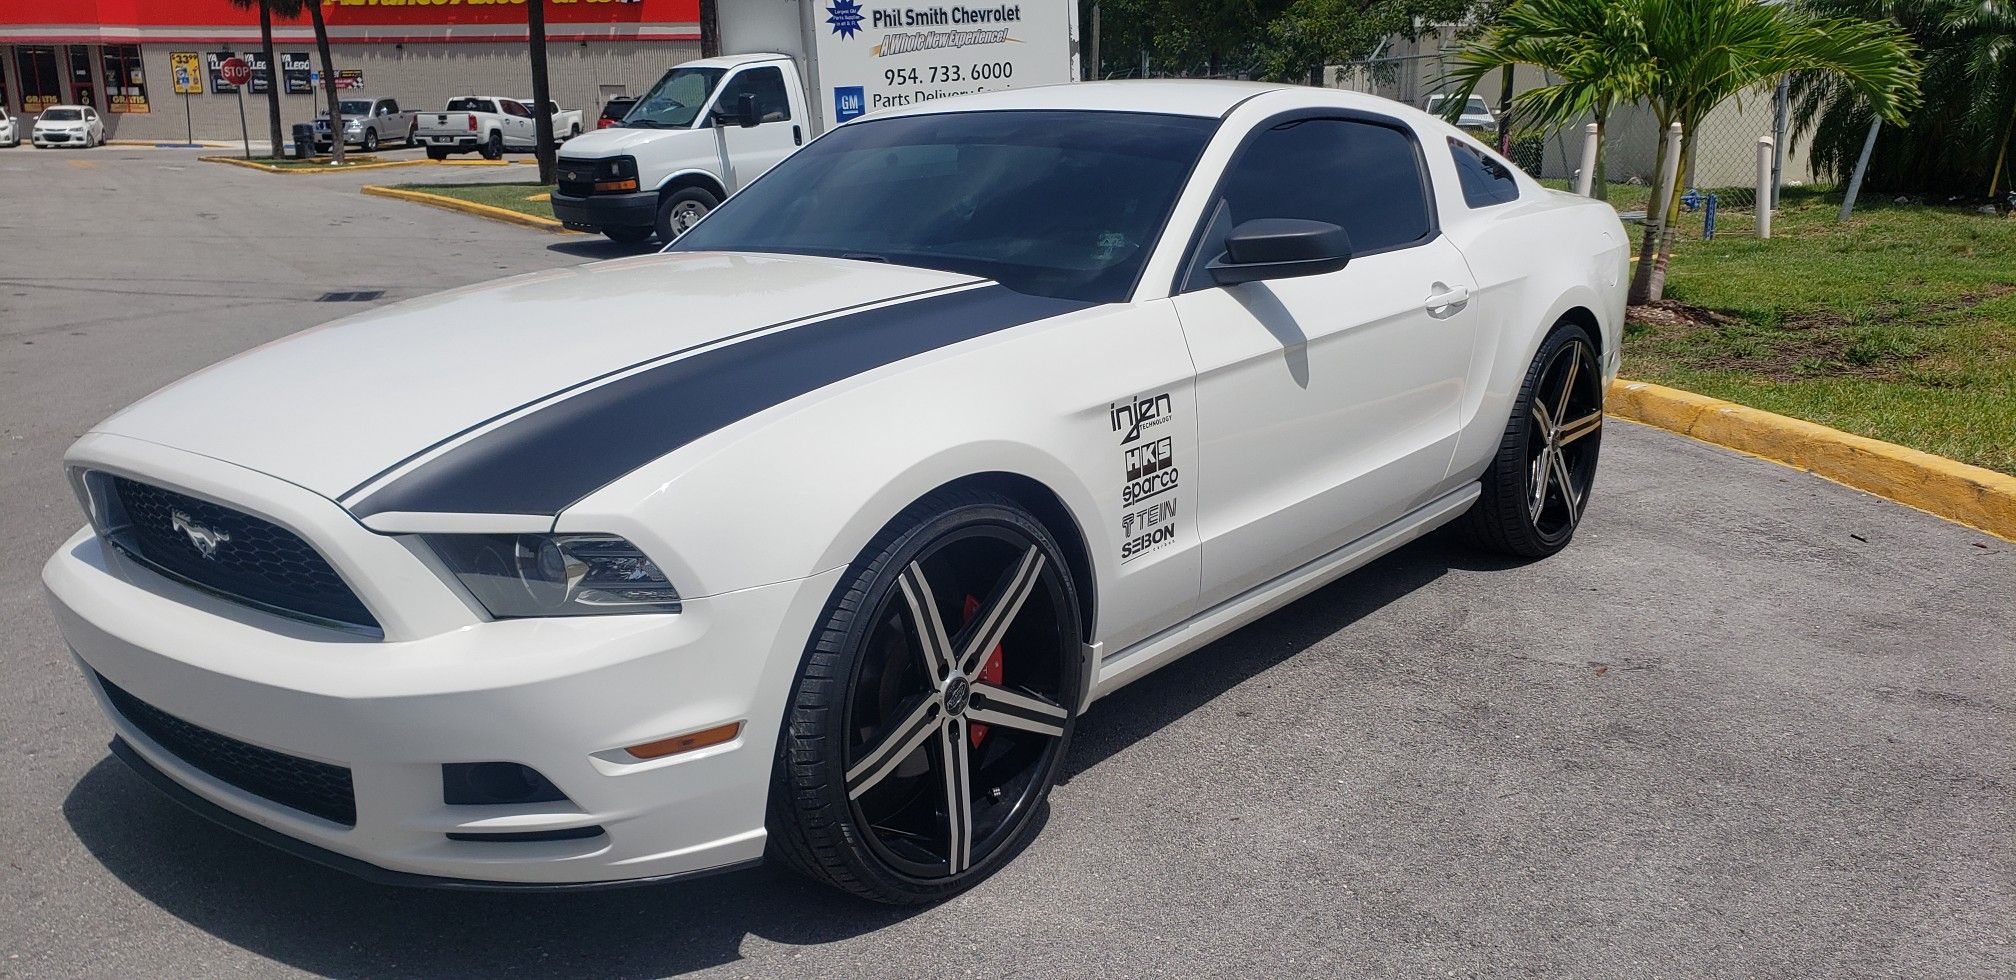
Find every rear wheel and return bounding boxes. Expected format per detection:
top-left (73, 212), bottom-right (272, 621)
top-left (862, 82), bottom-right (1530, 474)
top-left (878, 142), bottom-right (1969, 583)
top-left (1458, 320), bottom-right (1605, 557)
top-left (652, 187), bottom-right (718, 242)
top-left (425, 146), bottom-right (449, 161)
top-left (769, 489), bottom-right (1083, 905)
top-left (479, 130), bottom-right (503, 160)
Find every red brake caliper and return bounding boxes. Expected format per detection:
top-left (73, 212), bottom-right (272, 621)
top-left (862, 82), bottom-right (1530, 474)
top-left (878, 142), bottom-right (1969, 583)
top-left (961, 594), bottom-right (1004, 748)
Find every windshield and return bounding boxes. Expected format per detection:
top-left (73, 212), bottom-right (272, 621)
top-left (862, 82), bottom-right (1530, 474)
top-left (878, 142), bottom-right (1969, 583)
top-left (41, 109), bottom-right (82, 121)
top-left (670, 110), bottom-right (1218, 303)
top-left (338, 100), bottom-right (373, 115)
top-left (622, 67), bottom-right (723, 129)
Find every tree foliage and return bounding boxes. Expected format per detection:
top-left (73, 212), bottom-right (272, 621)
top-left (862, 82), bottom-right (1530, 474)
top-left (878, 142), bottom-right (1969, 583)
top-left (1792, 0), bottom-right (2016, 196)
top-left (1083, 0), bottom-right (1485, 81)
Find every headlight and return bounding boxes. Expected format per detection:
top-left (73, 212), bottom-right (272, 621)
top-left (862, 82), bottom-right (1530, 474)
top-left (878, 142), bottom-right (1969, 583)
top-left (344, 121), bottom-right (362, 130)
top-left (425, 534), bottom-right (681, 617)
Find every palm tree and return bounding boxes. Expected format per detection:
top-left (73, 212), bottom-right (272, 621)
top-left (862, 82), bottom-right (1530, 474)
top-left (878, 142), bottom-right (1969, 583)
top-left (1436, 0), bottom-right (1655, 201)
top-left (303, 0), bottom-right (344, 164)
top-left (1628, 0), bottom-right (1919, 302)
top-left (1951, 0), bottom-right (2016, 196)
top-left (227, 0), bottom-right (283, 157)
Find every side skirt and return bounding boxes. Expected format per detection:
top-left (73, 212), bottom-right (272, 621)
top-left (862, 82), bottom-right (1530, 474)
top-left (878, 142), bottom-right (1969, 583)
top-left (1090, 482), bottom-right (1481, 700)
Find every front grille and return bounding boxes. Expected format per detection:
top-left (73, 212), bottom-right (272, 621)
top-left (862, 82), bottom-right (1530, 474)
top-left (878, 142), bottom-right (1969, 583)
top-left (106, 476), bottom-right (378, 631)
top-left (99, 673), bottom-right (357, 827)
top-left (556, 178), bottom-right (595, 198)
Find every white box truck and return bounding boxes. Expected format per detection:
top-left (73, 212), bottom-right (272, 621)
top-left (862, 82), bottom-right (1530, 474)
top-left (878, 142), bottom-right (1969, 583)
top-left (550, 0), bottom-right (1080, 244)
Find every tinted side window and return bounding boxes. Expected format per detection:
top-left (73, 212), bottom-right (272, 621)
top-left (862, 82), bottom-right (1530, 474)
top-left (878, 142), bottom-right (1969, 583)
top-left (1186, 116), bottom-right (1433, 291)
top-left (1449, 138), bottom-right (1519, 207)
top-left (718, 66), bottom-right (791, 122)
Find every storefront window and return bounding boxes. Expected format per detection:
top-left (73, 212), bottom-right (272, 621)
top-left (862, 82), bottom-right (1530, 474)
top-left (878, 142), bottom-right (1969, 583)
top-left (15, 46), bottom-right (60, 113)
top-left (68, 45), bottom-right (96, 110)
top-left (102, 45), bottom-right (149, 113)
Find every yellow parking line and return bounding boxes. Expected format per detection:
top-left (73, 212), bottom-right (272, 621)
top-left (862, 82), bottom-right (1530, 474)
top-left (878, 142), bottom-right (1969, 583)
top-left (68, 159), bottom-right (97, 169)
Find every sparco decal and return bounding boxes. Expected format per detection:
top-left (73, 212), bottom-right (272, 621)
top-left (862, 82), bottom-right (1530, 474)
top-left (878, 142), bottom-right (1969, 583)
top-left (1121, 436), bottom-right (1178, 506)
top-left (1109, 392), bottom-right (1172, 444)
top-left (1120, 499), bottom-right (1177, 563)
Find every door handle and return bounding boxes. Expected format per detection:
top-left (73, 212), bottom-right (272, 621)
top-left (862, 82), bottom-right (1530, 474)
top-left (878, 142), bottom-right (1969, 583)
top-left (1424, 283), bottom-right (1471, 315)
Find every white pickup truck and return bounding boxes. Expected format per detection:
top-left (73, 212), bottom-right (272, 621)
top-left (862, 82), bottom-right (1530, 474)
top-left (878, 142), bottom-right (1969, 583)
top-left (416, 96), bottom-right (539, 160)
top-left (551, 0), bottom-right (1081, 243)
top-left (521, 99), bottom-right (585, 141)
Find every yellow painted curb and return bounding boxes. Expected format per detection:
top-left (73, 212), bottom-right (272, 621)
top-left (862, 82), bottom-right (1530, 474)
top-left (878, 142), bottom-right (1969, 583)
top-left (110, 138), bottom-right (232, 148)
top-left (360, 184), bottom-right (576, 233)
top-left (200, 154), bottom-right (427, 174)
top-left (1608, 379), bottom-right (2016, 541)
top-left (434, 158), bottom-right (515, 167)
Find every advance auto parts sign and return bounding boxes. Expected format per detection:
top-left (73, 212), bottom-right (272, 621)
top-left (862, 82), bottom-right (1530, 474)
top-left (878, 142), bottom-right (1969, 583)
top-left (815, 1), bottom-right (1076, 126)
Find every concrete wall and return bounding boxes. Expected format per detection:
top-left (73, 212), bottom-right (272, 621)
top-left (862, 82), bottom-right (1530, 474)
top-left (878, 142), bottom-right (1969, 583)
top-left (5, 41), bottom-right (700, 143)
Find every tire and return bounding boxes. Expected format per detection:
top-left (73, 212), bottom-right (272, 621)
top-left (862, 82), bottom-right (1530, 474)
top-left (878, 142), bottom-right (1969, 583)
top-left (769, 488), bottom-right (1084, 905)
top-left (602, 226), bottom-right (654, 244)
top-left (425, 146), bottom-right (449, 161)
top-left (408, 123), bottom-right (420, 147)
top-left (361, 128), bottom-right (378, 153)
top-left (479, 130), bottom-right (503, 160)
top-left (1457, 319), bottom-right (1605, 558)
top-left (569, 123), bottom-right (582, 139)
top-left (652, 187), bottom-right (718, 242)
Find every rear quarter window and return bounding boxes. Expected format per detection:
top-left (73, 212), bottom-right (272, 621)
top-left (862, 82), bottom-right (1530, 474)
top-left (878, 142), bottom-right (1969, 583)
top-left (1449, 138), bottom-right (1520, 208)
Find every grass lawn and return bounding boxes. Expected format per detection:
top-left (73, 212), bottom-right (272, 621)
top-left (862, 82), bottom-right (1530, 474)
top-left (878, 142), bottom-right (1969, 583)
top-left (394, 181), bottom-right (554, 219)
top-left (1567, 182), bottom-right (2016, 476)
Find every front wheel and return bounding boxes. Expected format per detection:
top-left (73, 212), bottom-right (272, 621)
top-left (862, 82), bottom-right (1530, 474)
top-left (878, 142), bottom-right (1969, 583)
top-left (1458, 320), bottom-right (1605, 558)
top-left (768, 489), bottom-right (1084, 904)
top-left (652, 187), bottom-right (718, 242)
top-left (361, 128), bottom-right (378, 153)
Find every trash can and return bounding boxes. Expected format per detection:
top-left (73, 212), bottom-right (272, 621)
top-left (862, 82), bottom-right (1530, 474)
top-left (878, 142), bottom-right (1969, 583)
top-left (291, 123), bottom-right (315, 160)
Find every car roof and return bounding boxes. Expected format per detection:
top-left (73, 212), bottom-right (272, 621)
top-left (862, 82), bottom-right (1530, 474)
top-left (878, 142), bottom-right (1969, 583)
top-left (870, 80), bottom-right (1413, 120)
top-left (41, 104), bottom-right (91, 111)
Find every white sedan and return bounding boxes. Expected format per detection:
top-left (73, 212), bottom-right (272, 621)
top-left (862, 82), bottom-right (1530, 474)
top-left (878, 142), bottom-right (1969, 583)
top-left (43, 81), bottom-right (1626, 903)
top-left (32, 105), bottom-right (104, 148)
top-left (0, 108), bottom-right (20, 147)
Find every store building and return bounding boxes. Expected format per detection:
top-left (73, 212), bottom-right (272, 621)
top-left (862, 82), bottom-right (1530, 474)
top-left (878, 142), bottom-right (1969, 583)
top-left (0, 0), bottom-right (700, 143)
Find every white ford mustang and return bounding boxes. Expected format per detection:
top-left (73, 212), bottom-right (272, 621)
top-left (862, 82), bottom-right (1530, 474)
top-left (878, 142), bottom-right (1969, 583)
top-left (43, 82), bottom-right (1626, 903)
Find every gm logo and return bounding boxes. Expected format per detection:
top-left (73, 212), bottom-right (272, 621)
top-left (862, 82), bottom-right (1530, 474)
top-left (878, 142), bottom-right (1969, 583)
top-left (834, 86), bottom-right (866, 123)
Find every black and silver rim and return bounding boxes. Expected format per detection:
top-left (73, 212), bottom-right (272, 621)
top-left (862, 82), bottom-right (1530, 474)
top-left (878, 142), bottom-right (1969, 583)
top-left (1526, 338), bottom-right (1603, 541)
top-left (842, 524), bottom-right (1073, 880)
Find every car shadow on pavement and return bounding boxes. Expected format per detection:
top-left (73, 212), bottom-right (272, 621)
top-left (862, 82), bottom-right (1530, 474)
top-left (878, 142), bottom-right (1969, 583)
top-left (60, 528), bottom-right (1525, 977)
top-left (546, 238), bottom-right (661, 260)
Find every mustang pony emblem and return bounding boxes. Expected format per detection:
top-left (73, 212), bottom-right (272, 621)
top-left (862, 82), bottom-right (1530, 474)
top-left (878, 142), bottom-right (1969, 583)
top-left (170, 510), bottom-right (231, 559)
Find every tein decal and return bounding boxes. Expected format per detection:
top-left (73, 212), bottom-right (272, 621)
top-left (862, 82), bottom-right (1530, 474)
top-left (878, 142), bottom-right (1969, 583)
top-left (1120, 498), bottom-right (1177, 563)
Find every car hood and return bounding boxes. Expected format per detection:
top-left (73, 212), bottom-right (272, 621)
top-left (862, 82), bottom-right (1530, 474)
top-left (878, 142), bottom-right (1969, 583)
top-left (558, 127), bottom-right (696, 155)
top-left (94, 251), bottom-right (978, 504)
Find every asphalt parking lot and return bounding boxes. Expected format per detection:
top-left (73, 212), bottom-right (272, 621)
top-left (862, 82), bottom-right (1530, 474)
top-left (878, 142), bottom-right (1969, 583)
top-left (1, 147), bottom-right (2011, 979)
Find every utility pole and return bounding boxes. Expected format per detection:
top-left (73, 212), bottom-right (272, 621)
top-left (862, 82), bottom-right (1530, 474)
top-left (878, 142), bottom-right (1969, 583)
top-left (528, 0), bottom-right (556, 184)
top-left (700, 0), bottom-right (720, 58)
top-left (1088, 3), bottom-right (1100, 82)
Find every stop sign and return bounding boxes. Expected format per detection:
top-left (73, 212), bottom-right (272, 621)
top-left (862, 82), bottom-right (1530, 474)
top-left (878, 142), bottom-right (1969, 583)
top-left (219, 57), bottom-right (252, 87)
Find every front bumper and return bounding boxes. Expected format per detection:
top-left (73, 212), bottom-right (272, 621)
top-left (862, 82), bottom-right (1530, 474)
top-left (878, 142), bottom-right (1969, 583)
top-left (550, 189), bottom-right (657, 231)
top-left (42, 437), bottom-right (843, 887)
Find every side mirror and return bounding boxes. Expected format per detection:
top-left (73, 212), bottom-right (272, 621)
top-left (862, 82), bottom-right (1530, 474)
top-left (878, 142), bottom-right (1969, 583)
top-left (714, 93), bottom-right (760, 129)
top-left (1207, 218), bottom-right (1352, 286)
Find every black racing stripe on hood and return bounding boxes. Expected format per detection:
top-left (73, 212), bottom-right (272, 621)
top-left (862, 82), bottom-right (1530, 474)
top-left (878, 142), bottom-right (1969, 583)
top-left (348, 284), bottom-right (1094, 519)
